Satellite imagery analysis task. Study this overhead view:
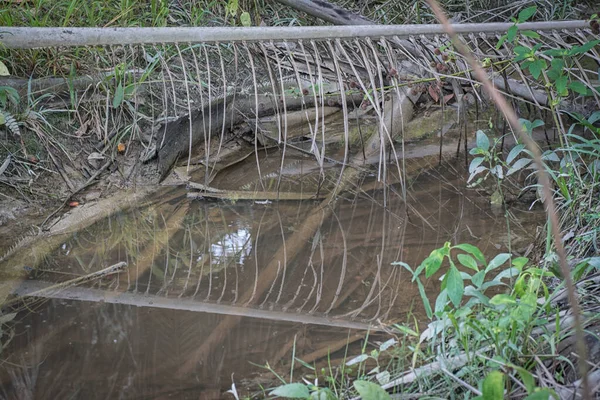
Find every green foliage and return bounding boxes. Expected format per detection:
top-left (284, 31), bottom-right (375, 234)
top-left (498, 5), bottom-right (600, 99)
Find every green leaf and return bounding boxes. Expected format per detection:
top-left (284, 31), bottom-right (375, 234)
top-left (353, 380), bottom-right (391, 400)
top-left (512, 257), bottom-right (529, 270)
top-left (547, 59), bottom-right (564, 81)
top-left (446, 265), bottom-right (464, 307)
top-left (513, 366), bottom-right (535, 393)
top-left (490, 294), bottom-right (517, 306)
top-left (113, 82), bottom-right (125, 108)
top-left (521, 30), bottom-right (540, 39)
top-left (531, 119), bottom-right (544, 129)
top-left (495, 35), bottom-right (507, 50)
top-left (469, 157), bottom-right (485, 173)
top-left (517, 6), bottom-right (537, 22)
top-left (482, 371), bottom-right (505, 400)
top-left (416, 277), bottom-right (433, 319)
top-left (486, 253), bottom-right (511, 272)
top-left (543, 49), bottom-right (568, 57)
top-left (0, 113), bottom-right (4, 126)
top-left (507, 158), bottom-right (532, 176)
top-left (240, 11), bottom-right (251, 26)
top-left (0, 61), bottom-right (8, 76)
top-left (471, 270), bottom-right (486, 288)
top-left (457, 254), bottom-right (479, 271)
top-left (454, 243), bottom-right (486, 263)
top-left (568, 81), bottom-right (588, 95)
top-left (270, 383), bottom-right (310, 398)
top-left (555, 75), bottom-right (568, 97)
top-left (435, 288), bottom-right (448, 313)
top-left (506, 25), bottom-right (518, 42)
top-left (568, 40), bottom-right (600, 56)
top-left (393, 324), bottom-right (418, 337)
top-left (529, 59), bottom-right (546, 80)
top-left (476, 130), bottom-right (490, 151)
top-left (506, 144), bottom-right (525, 164)
top-left (424, 248), bottom-right (446, 278)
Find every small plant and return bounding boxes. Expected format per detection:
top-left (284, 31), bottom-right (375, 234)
top-left (0, 61), bottom-right (21, 136)
top-left (395, 242), bottom-right (562, 399)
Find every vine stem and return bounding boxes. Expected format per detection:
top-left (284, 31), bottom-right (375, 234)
top-left (425, 1), bottom-right (590, 399)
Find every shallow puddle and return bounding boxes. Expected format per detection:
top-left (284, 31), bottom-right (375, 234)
top-left (0, 161), bottom-right (545, 399)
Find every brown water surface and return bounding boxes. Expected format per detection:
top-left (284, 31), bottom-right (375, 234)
top-left (0, 160), bottom-right (544, 399)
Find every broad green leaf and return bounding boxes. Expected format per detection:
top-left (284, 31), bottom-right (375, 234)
top-left (517, 6), bottom-right (537, 22)
top-left (113, 82), bottom-right (125, 108)
top-left (555, 75), bottom-right (568, 97)
top-left (270, 383), bottom-right (310, 398)
top-left (543, 49), bottom-right (568, 57)
top-left (490, 294), bottom-right (517, 306)
top-left (446, 265), bottom-right (464, 307)
top-left (482, 371), bottom-right (505, 400)
top-left (424, 248), bottom-right (446, 278)
top-left (588, 111), bottom-right (600, 124)
top-left (469, 157), bottom-right (485, 173)
top-left (476, 130), bottom-right (490, 151)
top-left (506, 144), bottom-right (525, 164)
top-left (0, 61), bottom-right (8, 76)
top-left (512, 257), bottom-right (529, 269)
top-left (486, 253), bottom-right (511, 272)
top-left (507, 158), bottom-right (532, 176)
top-left (240, 11), bottom-right (251, 26)
top-left (547, 59), bottom-right (564, 81)
top-left (513, 366), bottom-right (535, 393)
top-left (568, 40), bottom-right (600, 56)
top-left (457, 254), bottom-right (478, 271)
top-left (0, 113), bottom-right (4, 126)
top-left (454, 243), bottom-right (486, 263)
top-left (531, 119), bottom-right (545, 129)
top-left (568, 81), bottom-right (588, 95)
top-left (506, 25), bottom-right (518, 42)
top-left (471, 270), bottom-right (486, 288)
top-left (521, 30), bottom-right (540, 39)
top-left (353, 380), bottom-right (391, 400)
top-left (435, 288), bottom-right (448, 313)
top-left (495, 35), bottom-right (507, 49)
top-left (528, 59), bottom-right (542, 80)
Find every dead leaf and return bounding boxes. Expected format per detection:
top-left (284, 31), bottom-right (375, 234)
top-left (75, 120), bottom-right (90, 137)
top-left (68, 201), bottom-right (79, 207)
top-left (443, 93), bottom-right (455, 104)
top-left (428, 85), bottom-right (439, 103)
top-left (117, 143), bottom-right (126, 153)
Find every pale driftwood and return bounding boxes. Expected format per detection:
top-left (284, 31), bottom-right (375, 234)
top-left (10, 279), bottom-right (379, 331)
top-left (0, 22), bottom-right (589, 48)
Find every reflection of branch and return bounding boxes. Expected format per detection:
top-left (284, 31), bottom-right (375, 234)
top-left (10, 281), bottom-right (378, 331)
top-left (5, 262), bottom-right (127, 308)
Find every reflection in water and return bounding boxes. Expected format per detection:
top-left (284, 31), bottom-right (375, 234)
top-left (210, 227), bottom-right (252, 265)
top-left (0, 162), bottom-right (545, 399)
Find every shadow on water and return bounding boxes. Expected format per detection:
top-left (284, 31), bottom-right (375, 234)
top-left (0, 158), bottom-right (545, 399)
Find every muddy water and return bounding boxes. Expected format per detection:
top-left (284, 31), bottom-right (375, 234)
top-left (0, 161), bottom-right (544, 399)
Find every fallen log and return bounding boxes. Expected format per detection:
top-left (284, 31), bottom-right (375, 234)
top-left (157, 91), bottom-right (364, 179)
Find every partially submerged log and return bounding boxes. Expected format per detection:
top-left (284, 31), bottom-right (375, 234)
top-left (157, 91), bottom-right (364, 179)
